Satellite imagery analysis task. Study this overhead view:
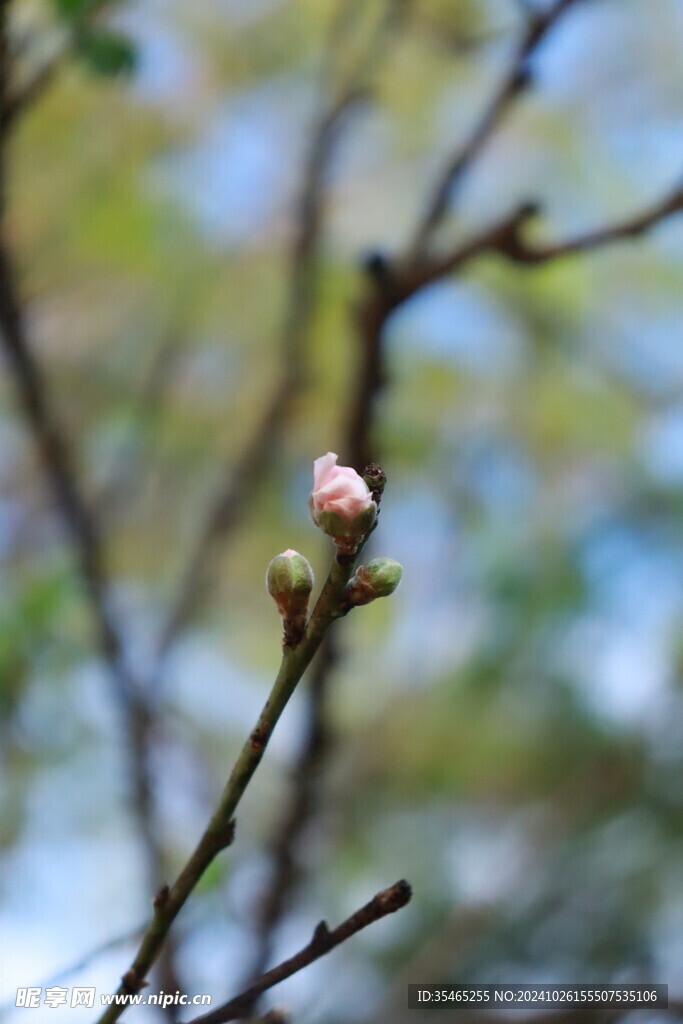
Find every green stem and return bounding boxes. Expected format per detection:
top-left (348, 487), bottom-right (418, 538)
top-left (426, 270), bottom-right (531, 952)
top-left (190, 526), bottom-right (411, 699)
top-left (96, 551), bottom-right (358, 1024)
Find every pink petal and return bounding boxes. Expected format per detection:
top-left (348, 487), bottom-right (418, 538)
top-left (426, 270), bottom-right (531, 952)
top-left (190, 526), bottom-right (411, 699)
top-left (313, 452), bottom-right (338, 490)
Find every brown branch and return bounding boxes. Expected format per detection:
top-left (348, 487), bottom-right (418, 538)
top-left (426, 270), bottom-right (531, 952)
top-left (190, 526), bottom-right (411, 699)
top-left (408, 0), bottom-right (584, 258)
top-left (186, 881), bottom-right (412, 1024)
top-left (492, 184), bottom-right (683, 264)
top-left (244, 640), bottom-right (338, 987)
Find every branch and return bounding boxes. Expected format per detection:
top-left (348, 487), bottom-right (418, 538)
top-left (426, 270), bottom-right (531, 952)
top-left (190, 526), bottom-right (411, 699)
top-left (186, 880), bottom-right (412, 1024)
top-left (243, 639), bottom-right (338, 987)
top-left (96, 532), bottom-right (379, 1024)
top-left (408, 0), bottom-right (583, 257)
top-left (404, 180), bottom-right (683, 290)
top-left (492, 184), bottom-right (683, 264)
top-left (0, 6), bottom-right (181, 1003)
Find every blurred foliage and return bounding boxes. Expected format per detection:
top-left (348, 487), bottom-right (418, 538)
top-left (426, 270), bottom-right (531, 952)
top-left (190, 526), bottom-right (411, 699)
top-left (2, 0), bottom-right (683, 1021)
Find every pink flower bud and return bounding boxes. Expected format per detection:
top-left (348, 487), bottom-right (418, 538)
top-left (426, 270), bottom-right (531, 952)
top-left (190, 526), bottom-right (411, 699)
top-left (309, 452), bottom-right (377, 551)
top-left (311, 452), bottom-right (374, 518)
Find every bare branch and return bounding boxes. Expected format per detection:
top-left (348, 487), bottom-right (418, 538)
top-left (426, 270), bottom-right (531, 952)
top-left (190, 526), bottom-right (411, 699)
top-left (187, 880), bottom-right (412, 1024)
top-left (241, 627), bottom-right (339, 1002)
top-left (408, 0), bottom-right (584, 257)
top-left (492, 183), bottom-right (683, 264)
top-left (406, 180), bottom-right (683, 289)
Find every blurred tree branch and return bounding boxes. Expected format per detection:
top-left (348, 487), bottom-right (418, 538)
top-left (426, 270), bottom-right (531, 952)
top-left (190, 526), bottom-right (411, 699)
top-left (0, 0), bottom-right (181, 1005)
top-left (187, 880), bottom-right (412, 1024)
top-left (408, 0), bottom-right (584, 258)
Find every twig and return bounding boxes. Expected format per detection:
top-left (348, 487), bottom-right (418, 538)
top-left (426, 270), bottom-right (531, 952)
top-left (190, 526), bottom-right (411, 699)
top-left (408, 0), bottom-right (583, 258)
top-left (96, 531), bottom-right (379, 1023)
top-left (243, 625), bottom-right (339, 991)
top-left (404, 181), bottom-right (683, 289)
top-left (186, 880), bottom-right (412, 1024)
top-left (491, 184), bottom-right (683, 263)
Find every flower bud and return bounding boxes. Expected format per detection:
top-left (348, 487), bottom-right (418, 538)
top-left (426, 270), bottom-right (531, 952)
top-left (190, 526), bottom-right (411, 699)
top-left (346, 558), bottom-right (403, 607)
top-left (310, 452), bottom-right (377, 553)
top-left (266, 549), bottom-right (314, 645)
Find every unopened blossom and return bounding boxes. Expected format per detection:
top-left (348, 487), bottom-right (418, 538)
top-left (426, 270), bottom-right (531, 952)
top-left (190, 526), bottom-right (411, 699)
top-left (346, 558), bottom-right (403, 606)
top-left (311, 452), bottom-right (373, 519)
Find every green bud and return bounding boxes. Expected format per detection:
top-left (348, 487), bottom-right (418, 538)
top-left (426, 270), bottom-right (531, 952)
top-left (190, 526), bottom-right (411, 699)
top-left (346, 558), bottom-right (403, 607)
top-left (266, 549), bottom-right (314, 645)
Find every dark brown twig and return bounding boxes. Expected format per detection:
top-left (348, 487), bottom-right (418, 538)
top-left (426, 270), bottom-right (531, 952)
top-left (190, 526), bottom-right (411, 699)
top-left (350, 170), bottom-right (683, 464)
top-left (187, 881), bottom-right (412, 1024)
top-left (408, 0), bottom-right (583, 258)
top-left (492, 184), bottom-right (683, 263)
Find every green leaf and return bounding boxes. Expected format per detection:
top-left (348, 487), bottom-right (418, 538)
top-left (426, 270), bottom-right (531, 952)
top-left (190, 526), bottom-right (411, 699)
top-left (77, 29), bottom-right (137, 76)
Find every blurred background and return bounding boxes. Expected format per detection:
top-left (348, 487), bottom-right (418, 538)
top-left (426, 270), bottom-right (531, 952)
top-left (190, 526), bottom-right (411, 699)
top-left (2, 0), bottom-right (683, 1021)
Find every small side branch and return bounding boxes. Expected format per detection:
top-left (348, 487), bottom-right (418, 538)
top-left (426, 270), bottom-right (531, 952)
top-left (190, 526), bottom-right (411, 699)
top-left (491, 184), bottom-right (683, 264)
top-left (187, 880), bottom-right (413, 1024)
